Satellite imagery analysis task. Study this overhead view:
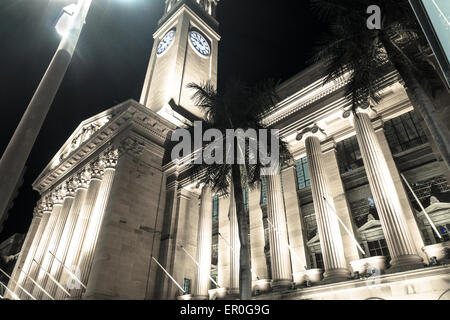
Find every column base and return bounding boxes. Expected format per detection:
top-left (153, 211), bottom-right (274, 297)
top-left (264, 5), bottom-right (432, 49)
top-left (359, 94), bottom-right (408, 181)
top-left (252, 279), bottom-right (272, 294)
top-left (387, 254), bottom-right (424, 274)
top-left (322, 268), bottom-right (351, 284)
top-left (208, 287), bottom-right (228, 300)
top-left (271, 279), bottom-right (292, 291)
top-left (350, 256), bottom-right (387, 276)
top-left (177, 294), bottom-right (193, 300)
top-left (293, 271), bottom-right (307, 286)
top-left (226, 289), bottom-right (240, 300)
top-left (228, 287), bottom-right (240, 298)
top-left (68, 289), bottom-right (83, 300)
top-left (191, 295), bottom-right (208, 300)
top-left (305, 269), bottom-right (324, 284)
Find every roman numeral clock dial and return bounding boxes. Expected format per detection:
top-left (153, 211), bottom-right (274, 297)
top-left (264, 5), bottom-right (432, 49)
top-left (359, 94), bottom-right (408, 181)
top-left (190, 30), bottom-right (211, 56)
top-left (157, 30), bottom-right (175, 55)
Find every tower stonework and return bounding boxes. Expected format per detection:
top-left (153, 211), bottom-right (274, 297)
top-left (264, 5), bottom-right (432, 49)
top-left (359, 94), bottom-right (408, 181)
top-left (140, 0), bottom-right (220, 124)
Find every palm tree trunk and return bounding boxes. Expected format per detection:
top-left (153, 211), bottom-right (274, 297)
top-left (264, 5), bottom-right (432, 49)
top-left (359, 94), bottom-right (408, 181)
top-left (231, 164), bottom-right (252, 300)
top-left (379, 33), bottom-right (450, 171)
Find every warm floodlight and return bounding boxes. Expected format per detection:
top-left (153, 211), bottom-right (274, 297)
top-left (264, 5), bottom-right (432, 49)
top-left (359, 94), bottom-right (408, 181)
top-left (55, 3), bottom-right (79, 37)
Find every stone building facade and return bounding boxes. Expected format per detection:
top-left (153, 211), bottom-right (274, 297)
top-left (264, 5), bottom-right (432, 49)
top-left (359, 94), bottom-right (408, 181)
top-left (4, 0), bottom-right (450, 300)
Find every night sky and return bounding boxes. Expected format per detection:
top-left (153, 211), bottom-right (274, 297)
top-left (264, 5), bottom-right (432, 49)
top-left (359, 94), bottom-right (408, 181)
top-left (0, 0), bottom-right (326, 242)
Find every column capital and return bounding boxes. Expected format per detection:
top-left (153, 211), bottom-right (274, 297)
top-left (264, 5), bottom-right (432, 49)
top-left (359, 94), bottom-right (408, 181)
top-left (90, 159), bottom-right (105, 180)
top-left (102, 148), bottom-right (119, 170)
top-left (296, 124), bottom-right (327, 142)
top-left (51, 186), bottom-right (65, 206)
top-left (33, 202), bottom-right (45, 218)
top-left (342, 105), bottom-right (378, 125)
top-left (63, 178), bottom-right (77, 198)
top-left (76, 166), bottom-right (92, 190)
top-left (42, 196), bottom-right (54, 214)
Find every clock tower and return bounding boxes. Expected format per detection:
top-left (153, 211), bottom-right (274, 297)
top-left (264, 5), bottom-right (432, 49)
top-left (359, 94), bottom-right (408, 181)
top-left (140, 0), bottom-right (220, 126)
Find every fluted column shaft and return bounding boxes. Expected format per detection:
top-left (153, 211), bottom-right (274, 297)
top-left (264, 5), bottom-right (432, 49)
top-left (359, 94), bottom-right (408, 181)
top-left (229, 183), bottom-right (240, 294)
top-left (7, 202), bottom-right (48, 298)
top-left (193, 186), bottom-right (213, 298)
top-left (56, 165), bottom-right (103, 299)
top-left (352, 110), bottom-right (423, 270)
top-left (248, 183), bottom-right (269, 282)
top-left (23, 190), bottom-right (64, 298)
top-left (32, 181), bottom-right (75, 298)
top-left (75, 160), bottom-right (116, 299)
top-left (265, 173), bottom-right (292, 288)
top-left (305, 135), bottom-right (350, 282)
top-left (44, 169), bottom-right (91, 299)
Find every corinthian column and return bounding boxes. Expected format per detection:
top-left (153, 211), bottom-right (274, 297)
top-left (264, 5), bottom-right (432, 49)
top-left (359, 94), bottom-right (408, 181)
top-left (33, 179), bottom-right (76, 298)
top-left (44, 167), bottom-right (91, 298)
top-left (56, 160), bottom-right (104, 299)
top-left (76, 148), bottom-right (118, 299)
top-left (229, 183), bottom-right (240, 295)
top-left (8, 199), bottom-right (49, 298)
top-left (345, 107), bottom-right (423, 271)
top-left (193, 186), bottom-right (213, 299)
top-left (301, 126), bottom-right (350, 283)
top-left (24, 188), bottom-right (64, 298)
top-left (265, 173), bottom-right (293, 289)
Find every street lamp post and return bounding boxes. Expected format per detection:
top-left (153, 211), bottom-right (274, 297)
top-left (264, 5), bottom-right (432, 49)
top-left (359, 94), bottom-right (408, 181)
top-left (0, 0), bottom-right (92, 230)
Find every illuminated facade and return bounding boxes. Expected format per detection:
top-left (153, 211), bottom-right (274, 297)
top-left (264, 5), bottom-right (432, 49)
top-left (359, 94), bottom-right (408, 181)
top-left (5, 0), bottom-right (450, 300)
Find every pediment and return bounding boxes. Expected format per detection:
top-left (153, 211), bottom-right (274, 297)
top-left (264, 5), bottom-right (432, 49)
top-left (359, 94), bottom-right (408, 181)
top-left (307, 233), bottom-right (320, 246)
top-left (48, 114), bottom-right (113, 171)
top-left (419, 202), bottom-right (450, 215)
top-left (33, 99), bottom-right (176, 194)
top-left (358, 219), bottom-right (382, 232)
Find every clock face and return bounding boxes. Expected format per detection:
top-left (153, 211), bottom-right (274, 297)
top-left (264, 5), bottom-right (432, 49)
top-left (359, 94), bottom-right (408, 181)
top-left (157, 30), bottom-right (175, 55)
top-left (190, 31), bottom-right (211, 56)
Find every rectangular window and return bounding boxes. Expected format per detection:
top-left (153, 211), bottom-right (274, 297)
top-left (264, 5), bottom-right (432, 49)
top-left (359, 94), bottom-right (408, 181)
top-left (309, 252), bottom-right (324, 269)
top-left (384, 111), bottom-right (428, 154)
top-left (336, 135), bottom-right (363, 173)
top-left (212, 195), bottom-right (219, 222)
top-left (367, 239), bottom-right (390, 261)
top-left (315, 253), bottom-right (324, 269)
top-left (296, 157), bottom-right (311, 190)
top-left (183, 278), bottom-right (191, 295)
top-left (261, 177), bottom-right (267, 205)
top-left (435, 224), bottom-right (450, 242)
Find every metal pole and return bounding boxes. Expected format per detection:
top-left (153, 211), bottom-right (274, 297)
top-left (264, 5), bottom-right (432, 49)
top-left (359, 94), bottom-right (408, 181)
top-left (0, 0), bottom-right (93, 229)
top-left (323, 196), bottom-right (366, 255)
top-left (400, 173), bottom-right (442, 239)
top-left (32, 259), bottom-right (71, 297)
top-left (0, 281), bottom-right (20, 300)
top-left (152, 257), bottom-right (186, 294)
top-left (178, 244), bottom-right (220, 288)
top-left (20, 270), bottom-right (55, 300)
top-left (266, 218), bottom-right (307, 270)
top-left (0, 267), bottom-right (36, 300)
top-left (48, 251), bottom-right (87, 289)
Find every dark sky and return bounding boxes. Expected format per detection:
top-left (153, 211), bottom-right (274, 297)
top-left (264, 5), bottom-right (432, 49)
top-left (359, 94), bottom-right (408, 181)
top-left (0, 0), bottom-right (326, 242)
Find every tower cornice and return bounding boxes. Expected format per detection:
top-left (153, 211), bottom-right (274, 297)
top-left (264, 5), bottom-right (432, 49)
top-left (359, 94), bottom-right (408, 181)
top-left (159, 0), bottom-right (220, 32)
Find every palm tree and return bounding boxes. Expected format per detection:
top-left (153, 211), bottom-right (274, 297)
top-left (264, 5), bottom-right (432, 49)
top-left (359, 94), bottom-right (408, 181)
top-left (310, 0), bottom-right (450, 170)
top-left (177, 79), bottom-right (291, 300)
